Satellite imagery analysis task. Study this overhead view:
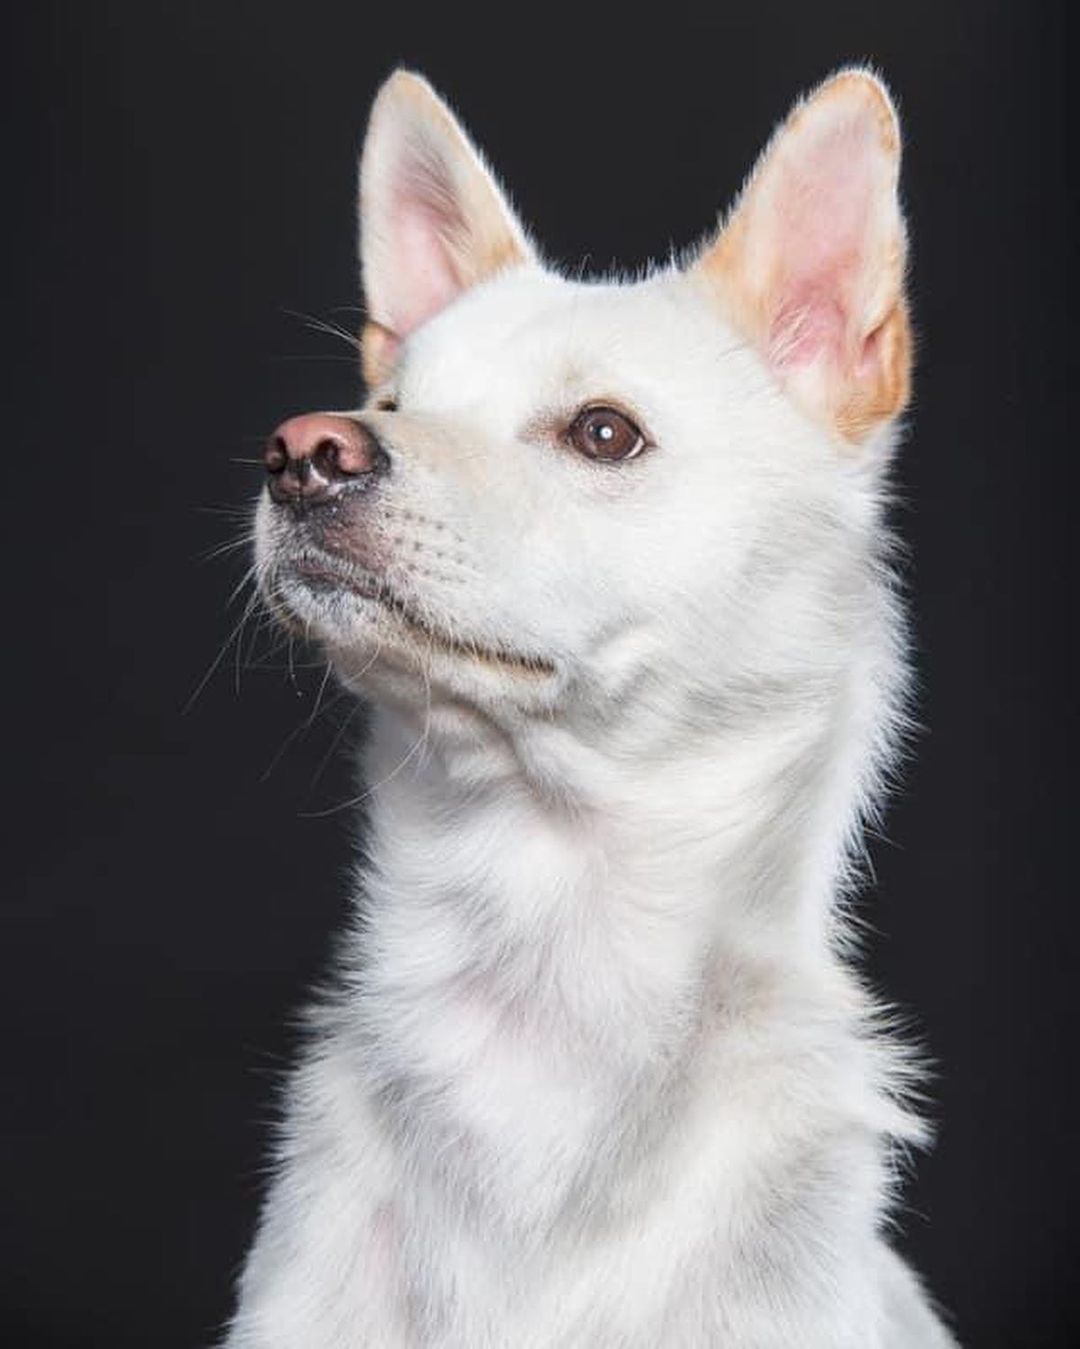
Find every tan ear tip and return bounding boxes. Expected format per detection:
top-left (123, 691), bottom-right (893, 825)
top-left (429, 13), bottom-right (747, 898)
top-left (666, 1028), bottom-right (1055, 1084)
top-left (810, 66), bottom-right (901, 151)
top-left (373, 67), bottom-right (440, 111)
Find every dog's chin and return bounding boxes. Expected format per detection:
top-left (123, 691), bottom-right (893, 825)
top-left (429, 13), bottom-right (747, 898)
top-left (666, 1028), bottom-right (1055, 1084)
top-left (265, 550), bottom-right (559, 706)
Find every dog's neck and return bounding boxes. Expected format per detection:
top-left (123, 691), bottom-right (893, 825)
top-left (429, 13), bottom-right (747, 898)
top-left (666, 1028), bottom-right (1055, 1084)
top-left (355, 654), bottom-right (882, 1049)
top-left (332, 640), bottom-right (907, 1248)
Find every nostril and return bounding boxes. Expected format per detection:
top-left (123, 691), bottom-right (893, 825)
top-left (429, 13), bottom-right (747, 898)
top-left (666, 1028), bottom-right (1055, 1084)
top-left (311, 438), bottom-right (342, 479)
top-left (264, 436), bottom-right (289, 474)
top-left (340, 426), bottom-right (388, 477)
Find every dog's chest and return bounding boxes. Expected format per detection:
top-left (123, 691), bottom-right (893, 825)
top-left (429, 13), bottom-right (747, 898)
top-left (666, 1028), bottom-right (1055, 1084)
top-left (307, 980), bottom-right (881, 1349)
top-left (358, 847), bottom-right (697, 1233)
top-left (274, 769), bottom-right (893, 1347)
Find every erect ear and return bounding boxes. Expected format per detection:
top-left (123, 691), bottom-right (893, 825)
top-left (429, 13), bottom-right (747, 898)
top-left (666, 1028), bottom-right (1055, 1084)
top-left (358, 70), bottom-right (534, 387)
top-left (694, 70), bottom-right (910, 443)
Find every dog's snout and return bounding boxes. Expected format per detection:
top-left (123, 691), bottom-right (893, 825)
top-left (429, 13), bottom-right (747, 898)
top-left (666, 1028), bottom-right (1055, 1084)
top-left (265, 413), bottom-right (388, 505)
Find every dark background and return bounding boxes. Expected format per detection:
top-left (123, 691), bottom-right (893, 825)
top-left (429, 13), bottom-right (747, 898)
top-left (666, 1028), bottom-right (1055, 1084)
top-left (5, 3), bottom-right (1076, 1345)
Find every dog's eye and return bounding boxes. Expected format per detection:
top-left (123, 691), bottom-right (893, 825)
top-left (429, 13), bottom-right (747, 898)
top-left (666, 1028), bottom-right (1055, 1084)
top-left (567, 406), bottom-right (646, 462)
top-left (374, 395), bottom-right (399, 413)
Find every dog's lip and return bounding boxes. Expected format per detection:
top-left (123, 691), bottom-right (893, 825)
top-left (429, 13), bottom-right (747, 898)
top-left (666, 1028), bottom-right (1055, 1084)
top-left (280, 549), bottom-right (557, 678)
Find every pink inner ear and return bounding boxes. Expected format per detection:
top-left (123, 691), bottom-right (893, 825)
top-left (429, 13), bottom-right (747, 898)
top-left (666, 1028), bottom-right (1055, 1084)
top-left (761, 121), bottom-right (880, 372)
top-left (768, 286), bottom-right (848, 368)
top-left (385, 186), bottom-right (464, 338)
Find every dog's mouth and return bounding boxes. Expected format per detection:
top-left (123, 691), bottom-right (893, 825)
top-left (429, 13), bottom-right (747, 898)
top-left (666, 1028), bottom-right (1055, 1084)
top-left (274, 548), bottom-right (556, 678)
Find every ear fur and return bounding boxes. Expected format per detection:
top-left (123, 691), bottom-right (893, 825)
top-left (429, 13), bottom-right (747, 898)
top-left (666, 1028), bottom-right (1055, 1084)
top-left (358, 70), bottom-right (534, 387)
top-left (694, 69), bottom-right (911, 443)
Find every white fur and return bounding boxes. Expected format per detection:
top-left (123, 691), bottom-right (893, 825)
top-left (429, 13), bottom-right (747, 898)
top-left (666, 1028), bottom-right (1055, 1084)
top-left (225, 71), bottom-right (957, 1347)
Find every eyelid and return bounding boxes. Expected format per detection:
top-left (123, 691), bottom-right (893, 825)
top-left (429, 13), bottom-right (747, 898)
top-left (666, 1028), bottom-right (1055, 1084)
top-left (521, 398), bottom-right (654, 447)
top-left (579, 398), bottom-right (651, 439)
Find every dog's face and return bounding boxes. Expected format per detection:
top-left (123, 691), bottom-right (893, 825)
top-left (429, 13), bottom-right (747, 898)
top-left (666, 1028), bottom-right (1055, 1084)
top-left (256, 70), bottom-right (909, 745)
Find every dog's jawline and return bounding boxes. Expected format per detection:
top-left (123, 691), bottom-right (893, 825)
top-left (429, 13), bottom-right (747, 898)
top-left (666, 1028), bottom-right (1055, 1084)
top-left (280, 549), bottom-right (557, 677)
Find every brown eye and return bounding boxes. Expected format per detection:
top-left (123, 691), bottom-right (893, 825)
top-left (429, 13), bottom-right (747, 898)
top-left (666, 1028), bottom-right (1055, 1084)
top-left (374, 395), bottom-right (399, 412)
top-left (567, 405), bottom-right (646, 462)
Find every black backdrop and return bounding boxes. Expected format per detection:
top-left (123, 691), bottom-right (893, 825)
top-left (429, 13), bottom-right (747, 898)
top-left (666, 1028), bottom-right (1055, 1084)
top-left (5, 4), bottom-right (1077, 1346)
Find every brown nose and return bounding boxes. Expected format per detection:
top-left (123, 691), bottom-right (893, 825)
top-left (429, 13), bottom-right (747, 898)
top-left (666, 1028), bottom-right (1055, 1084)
top-left (264, 413), bottom-right (388, 505)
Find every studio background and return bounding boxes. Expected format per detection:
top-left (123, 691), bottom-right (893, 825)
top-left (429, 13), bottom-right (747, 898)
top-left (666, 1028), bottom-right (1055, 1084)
top-left (5, 4), bottom-right (1075, 1346)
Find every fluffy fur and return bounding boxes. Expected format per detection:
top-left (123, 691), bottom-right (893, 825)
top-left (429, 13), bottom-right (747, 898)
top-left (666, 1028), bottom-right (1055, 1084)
top-left (225, 69), bottom-right (957, 1347)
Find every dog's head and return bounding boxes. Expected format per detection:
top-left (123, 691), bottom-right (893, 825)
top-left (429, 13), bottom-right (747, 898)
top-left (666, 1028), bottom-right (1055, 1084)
top-left (256, 70), bottom-right (910, 752)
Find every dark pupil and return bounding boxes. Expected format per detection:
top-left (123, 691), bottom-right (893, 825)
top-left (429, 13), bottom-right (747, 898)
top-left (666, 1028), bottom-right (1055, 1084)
top-left (591, 418), bottom-right (617, 444)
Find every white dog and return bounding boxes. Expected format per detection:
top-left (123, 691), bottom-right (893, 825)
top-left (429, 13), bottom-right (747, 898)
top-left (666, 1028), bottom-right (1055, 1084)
top-left (226, 67), bottom-right (957, 1347)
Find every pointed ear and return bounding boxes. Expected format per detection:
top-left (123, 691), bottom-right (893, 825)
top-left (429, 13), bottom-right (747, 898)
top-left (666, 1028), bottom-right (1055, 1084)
top-left (358, 70), bottom-right (534, 386)
top-left (694, 70), bottom-right (910, 443)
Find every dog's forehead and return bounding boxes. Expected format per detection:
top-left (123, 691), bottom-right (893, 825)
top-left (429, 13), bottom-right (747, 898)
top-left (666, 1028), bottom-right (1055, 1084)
top-left (397, 268), bottom-right (722, 418)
